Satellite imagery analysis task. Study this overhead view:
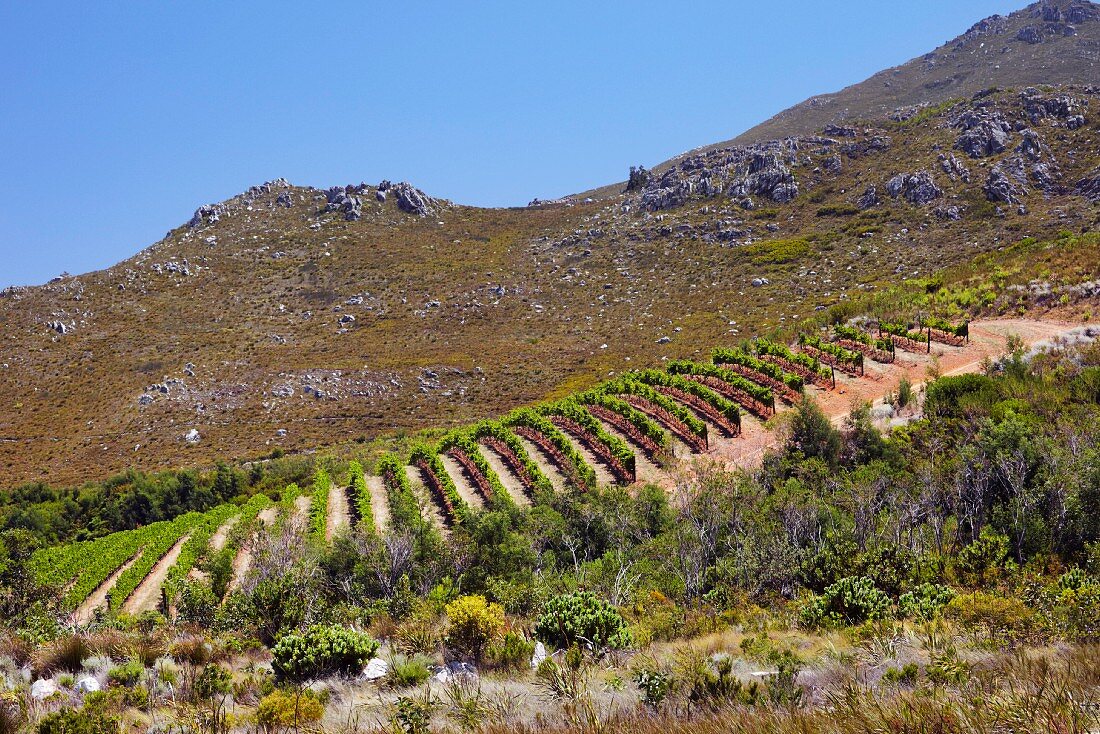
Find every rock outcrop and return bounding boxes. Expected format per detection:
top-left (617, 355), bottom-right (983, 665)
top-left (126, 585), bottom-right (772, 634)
top-left (954, 109), bottom-right (1012, 158)
top-left (885, 171), bottom-right (942, 205)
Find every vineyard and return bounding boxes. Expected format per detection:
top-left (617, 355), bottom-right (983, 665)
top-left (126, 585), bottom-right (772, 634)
top-left (29, 314), bottom-right (975, 626)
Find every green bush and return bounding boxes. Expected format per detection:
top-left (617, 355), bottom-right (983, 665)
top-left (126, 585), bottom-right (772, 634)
top-left (898, 584), bottom-right (957, 620)
top-left (535, 592), bottom-right (633, 652)
top-left (800, 576), bottom-right (891, 628)
top-left (106, 659), bottom-right (145, 687)
top-left (386, 654), bottom-right (432, 688)
top-left (271, 624), bottom-right (379, 682)
top-left (485, 632), bottom-right (536, 671)
top-left (881, 663), bottom-right (920, 686)
top-left (955, 529), bottom-right (1009, 586)
top-left (633, 666), bottom-right (674, 709)
top-left (37, 708), bottom-right (119, 734)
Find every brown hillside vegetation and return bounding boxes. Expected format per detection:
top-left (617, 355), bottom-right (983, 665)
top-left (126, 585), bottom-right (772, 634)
top-left (1, 21), bottom-right (1099, 489)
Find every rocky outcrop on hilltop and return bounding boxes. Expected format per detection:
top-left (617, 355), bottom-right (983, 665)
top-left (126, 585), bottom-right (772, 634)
top-left (628, 137), bottom-right (833, 212)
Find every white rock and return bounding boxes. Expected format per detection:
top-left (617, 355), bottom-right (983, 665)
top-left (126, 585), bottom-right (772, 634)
top-left (31, 679), bottom-right (57, 700)
top-left (362, 658), bottom-right (388, 681)
top-left (531, 642), bottom-right (548, 669)
top-left (75, 676), bottom-right (100, 693)
top-left (183, 429), bottom-right (201, 443)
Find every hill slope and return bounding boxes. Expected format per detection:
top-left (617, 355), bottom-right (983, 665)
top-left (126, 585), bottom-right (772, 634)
top-left (687, 0), bottom-right (1100, 155)
top-left (2, 5), bottom-right (1100, 489)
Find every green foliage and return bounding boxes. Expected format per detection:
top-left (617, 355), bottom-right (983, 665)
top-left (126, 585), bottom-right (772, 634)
top-left (444, 594), bottom-right (506, 661)
top-left (535, 592), bottom-right (633, 652)
top-left (955, 528), bottom-right (1009, 586)
top-left (879, 321), bottom-right (928, 344)
top-left (37, 708), bottom-right (119, 734)
top-left (680, 653), bottom-right (761, 709)
top-left (438, 430), bottom-right (514, 509)
top-left (471, 420), bottom-right (556, 498)
top-left (898, 584), bottom-right (957, 620)
top-left (271, 624), bottom-right (379, 682)
top-left (485, 632), bottom-right (535, 671)
top-left (800, 576), bottom-right (891, 628)
top-left (945, 591), bottom-right (1032, 638)
top-left (788, 399), bottom-right (842, 466)
top-left (599, 377), bottom-right (708, 440)
top-left (665, 360), bottom-right (773, 406)
top-left (881, 663), bottom-right (920, 686)
top-left (409, 444), bottom-right (470, 524)
top-left (741, 237), bottom-right (812, 265)
top-left (798, 333), bottom-right (864, 371)
top-left (712, 347), bottom-right (805, 392)
top-left (308, 469), bottom-right (331, 539)
top-left (347, 460), bottom-right (375, 534)
top-left (386, 654), bottom-right (433, 688)
top-left (107, 659), bottom-right (145, 687)
top-left (378, 453), bottom-right (425, 532)
top-left (833, 323), bottom-right (894, 353)
top-left (502, 408), bottom-right (597, 489)
top-left (629, 370), bottom-right (741, 430)
top-left (924, 373), bottom-right (999, 419)
top-left (165, 502), bottom-right (239, 597)
top-left (633, 665), bottom-right (674, 709)
top-left (752, 338), bottom-right (832, 380)
top-left (575, 391), bottom-right (670, 451)
top-left (537, 399), bottom-right (637, 478)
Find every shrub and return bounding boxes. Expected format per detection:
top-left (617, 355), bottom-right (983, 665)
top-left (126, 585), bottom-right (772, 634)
top-left (255, 689), bottom-right (325, 732)
top-left (945, 591), bottom-right (1032, 638)
top-left (106, 659), bottom-right (144, 687)
top-left (800, 576), bottom-right (891, 628)
top-left (633, 666), bottom-right (674, 709)
top-left (444, 595), bottom-right (505, 662)
top-left (33, 635), bottom-right (91, 676)
top-left (485, 632), bottom-right (536, 671)
top-left (386, 654), bottom-right (432, 688)
top-left (882, 663), bottom-right (920, 686)
top-left (535, 592), bottom-right (633, 652)
top-left (37, 708), bottom-right (119, 734)
top-left (271, 624), bottom-right (379, 682)
top-left (955, 529), bottom-right (1009, 586)
top-left (898, 584), bottom-right (957, 620)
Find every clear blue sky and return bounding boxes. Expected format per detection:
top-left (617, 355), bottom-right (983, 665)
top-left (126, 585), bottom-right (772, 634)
top-left (0, 1), bottom-right (1023, 287)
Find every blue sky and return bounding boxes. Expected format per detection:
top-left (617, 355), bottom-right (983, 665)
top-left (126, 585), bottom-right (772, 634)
top-left (0, 1), bottom-right (1023, 287)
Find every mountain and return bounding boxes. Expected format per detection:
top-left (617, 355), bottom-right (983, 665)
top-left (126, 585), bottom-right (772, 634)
top-left (682, 0), bottom-right (1100, 156)
top-left (2, 2), bottom-right (1099, 489)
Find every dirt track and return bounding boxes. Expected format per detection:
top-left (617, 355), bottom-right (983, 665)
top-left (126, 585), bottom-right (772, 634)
top-left (122, 534), bottom-right (190, 615)
top-left (326, 481), bottom-right (350, 540)
top-left (73, 552), bottom-right (141, 625)
top-left (365, 475), bottom-right (390, 531)
top-left (228, 505), bottom-right (278, 593)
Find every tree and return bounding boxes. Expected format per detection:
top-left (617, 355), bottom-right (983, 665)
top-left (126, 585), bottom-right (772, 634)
top-left (788, 399), bottom-right (842, 467)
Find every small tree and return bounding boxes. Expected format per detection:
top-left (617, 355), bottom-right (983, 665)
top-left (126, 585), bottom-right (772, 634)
top-left (788, 399), bottom-right (842, 467)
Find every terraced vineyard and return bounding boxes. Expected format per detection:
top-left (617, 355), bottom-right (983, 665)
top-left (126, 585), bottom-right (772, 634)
top-left (32, 316), bottom-right (980, 626)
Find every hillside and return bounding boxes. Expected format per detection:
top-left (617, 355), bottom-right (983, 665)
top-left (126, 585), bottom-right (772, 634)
top-left (2, 86), bottom-right (1099, 487)
top-left (677, 0), bottom-right (1100, 158)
